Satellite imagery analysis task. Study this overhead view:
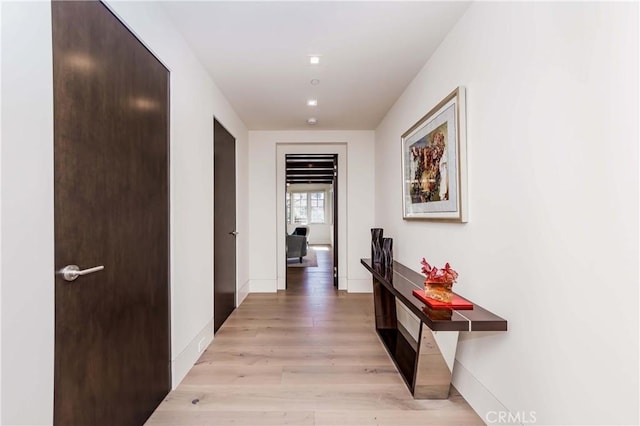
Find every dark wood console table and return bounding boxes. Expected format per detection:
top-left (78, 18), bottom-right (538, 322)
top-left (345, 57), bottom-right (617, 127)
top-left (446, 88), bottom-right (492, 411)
top-left (361, 258), bottom-right (507, 399)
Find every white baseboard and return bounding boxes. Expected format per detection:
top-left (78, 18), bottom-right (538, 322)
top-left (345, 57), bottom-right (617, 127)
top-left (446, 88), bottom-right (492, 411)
top-left (171, 319), bottom-right (213, 389)
top-left (277, 275), bottom-right (285, 290)
top-left (249, 279), bottom-right (277, 293)
top-left (237, 279), bottom-right (250, 305)
top-left (338, 276), bottom-right (347, 290)
top-left (346, 278), bottom-right (372, 293)
top-left (452, 359), bottom-right (514, 425)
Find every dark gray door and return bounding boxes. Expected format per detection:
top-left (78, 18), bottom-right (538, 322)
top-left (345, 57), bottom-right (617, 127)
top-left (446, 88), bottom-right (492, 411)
top-left (52, 2), bottom-right (170, 424)
top-left (214, 118), bottom-right (236, 332)
top-left (332, 155), bottom-right (339, 287)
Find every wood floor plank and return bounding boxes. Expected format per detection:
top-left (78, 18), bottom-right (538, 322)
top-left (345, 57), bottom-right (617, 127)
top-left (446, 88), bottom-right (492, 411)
top-left (315, 409), bottom-right (485, 426)
top-left (220, 317), bottom-right (314, 328)
top-left (146, 410), bottom-right (315, 426)
top-left (280, 365), bottom-right (404, 385)
top-left (146, 246), bottom-right (482, 425)
top-left (180, 364), bottom-right (283, 386)
top-left (251, 326), bottom-right (380, 338)
top-left (198, 347), bottom-right (393, 367)
top-left (154, 384), bottom-right (429, 411)
top-left (205, 333), bottom-right (381, 347)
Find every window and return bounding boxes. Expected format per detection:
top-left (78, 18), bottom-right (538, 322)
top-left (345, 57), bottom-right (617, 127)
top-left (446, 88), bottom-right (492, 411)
top-left (286, 191), bottom-right (326, 224)
top-left (310, 192), bottom-right (325, 223)
top-left (291, 192), bottom-right (307, 223)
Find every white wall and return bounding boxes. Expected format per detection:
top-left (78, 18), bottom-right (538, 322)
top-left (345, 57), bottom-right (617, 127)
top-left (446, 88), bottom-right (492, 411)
top-left (0, 1), bottom-right (249, 424)
top-left (1, 2), bottom-right (55, 424)
top-left (249, 131), bottom-right (375, 293)
top-left (375, 2), bottom-right (638, 425)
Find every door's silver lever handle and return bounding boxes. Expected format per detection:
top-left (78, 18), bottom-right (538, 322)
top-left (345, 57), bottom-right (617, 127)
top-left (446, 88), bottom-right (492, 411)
top-left (229, 231), bottom-right (239, 236)
top-left (58, 265), bottom-right (105, 282)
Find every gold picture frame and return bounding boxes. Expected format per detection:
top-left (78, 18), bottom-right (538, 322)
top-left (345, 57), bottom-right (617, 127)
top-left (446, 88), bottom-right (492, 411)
top-left (401, 87), bottom-right (467, 222)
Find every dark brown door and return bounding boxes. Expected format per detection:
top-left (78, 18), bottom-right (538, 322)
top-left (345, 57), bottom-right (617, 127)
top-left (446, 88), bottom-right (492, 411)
top-left (214, 118), bottom-right (236, 333)
top-left (52, 2), bottom-right (170, 425)
top-left (332, 155), bottom-right (339, 288)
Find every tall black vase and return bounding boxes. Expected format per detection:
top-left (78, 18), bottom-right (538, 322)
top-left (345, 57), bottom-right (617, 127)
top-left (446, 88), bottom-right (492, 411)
top-left (371, 228), bottom-right (384, 268)
top-left (381, 237), bottom-right (393, 281)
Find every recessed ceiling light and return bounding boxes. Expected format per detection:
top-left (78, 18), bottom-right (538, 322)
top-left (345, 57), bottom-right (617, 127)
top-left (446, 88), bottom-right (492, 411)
top-left (310, 79), bottom-right (320, 86)
top-left (307, 117), bottom-right (317, 125)
top-left (307, 99), bottom-right (318, 107)
top-left (309, 55), bottom-right (320, 65)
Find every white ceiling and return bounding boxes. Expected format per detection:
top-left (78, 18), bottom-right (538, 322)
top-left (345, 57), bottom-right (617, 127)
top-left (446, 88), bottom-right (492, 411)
top-left (161, 1), bottom-right (471, 130)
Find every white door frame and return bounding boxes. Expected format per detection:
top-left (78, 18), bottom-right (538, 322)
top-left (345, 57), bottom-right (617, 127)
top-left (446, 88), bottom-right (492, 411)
top-left (275, 143), bottom-right (347, 290)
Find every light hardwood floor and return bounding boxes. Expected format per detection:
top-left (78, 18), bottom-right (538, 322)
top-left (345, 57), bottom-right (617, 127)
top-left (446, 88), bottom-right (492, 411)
top-left (146, 246), bottom-right (483, 425)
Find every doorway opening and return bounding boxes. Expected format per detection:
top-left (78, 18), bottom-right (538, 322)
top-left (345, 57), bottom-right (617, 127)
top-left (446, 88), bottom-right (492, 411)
top-left (285, 154), bottom-right (338, 290)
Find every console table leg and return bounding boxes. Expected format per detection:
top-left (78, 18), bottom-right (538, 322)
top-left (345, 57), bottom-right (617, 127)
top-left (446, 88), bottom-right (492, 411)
top-left (413, 325), bottom-right (459, 399)
top-left (373, 278), bottom-right (397, 329)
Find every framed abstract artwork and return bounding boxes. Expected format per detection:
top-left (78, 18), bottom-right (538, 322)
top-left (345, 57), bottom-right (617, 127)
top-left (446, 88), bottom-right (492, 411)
top-left (401, 87), bottom-right (468, 222)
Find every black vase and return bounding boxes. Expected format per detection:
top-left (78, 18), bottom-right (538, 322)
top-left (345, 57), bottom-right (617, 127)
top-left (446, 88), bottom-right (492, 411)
top-left (382, 237), bottom-right (393, 281)
top-left (371, 228), bottom-right (383, 267)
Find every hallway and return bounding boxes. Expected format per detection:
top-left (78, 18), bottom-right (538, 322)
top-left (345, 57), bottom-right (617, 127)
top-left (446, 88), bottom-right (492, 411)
top-left (146, 247), bottom-right (482, 425)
